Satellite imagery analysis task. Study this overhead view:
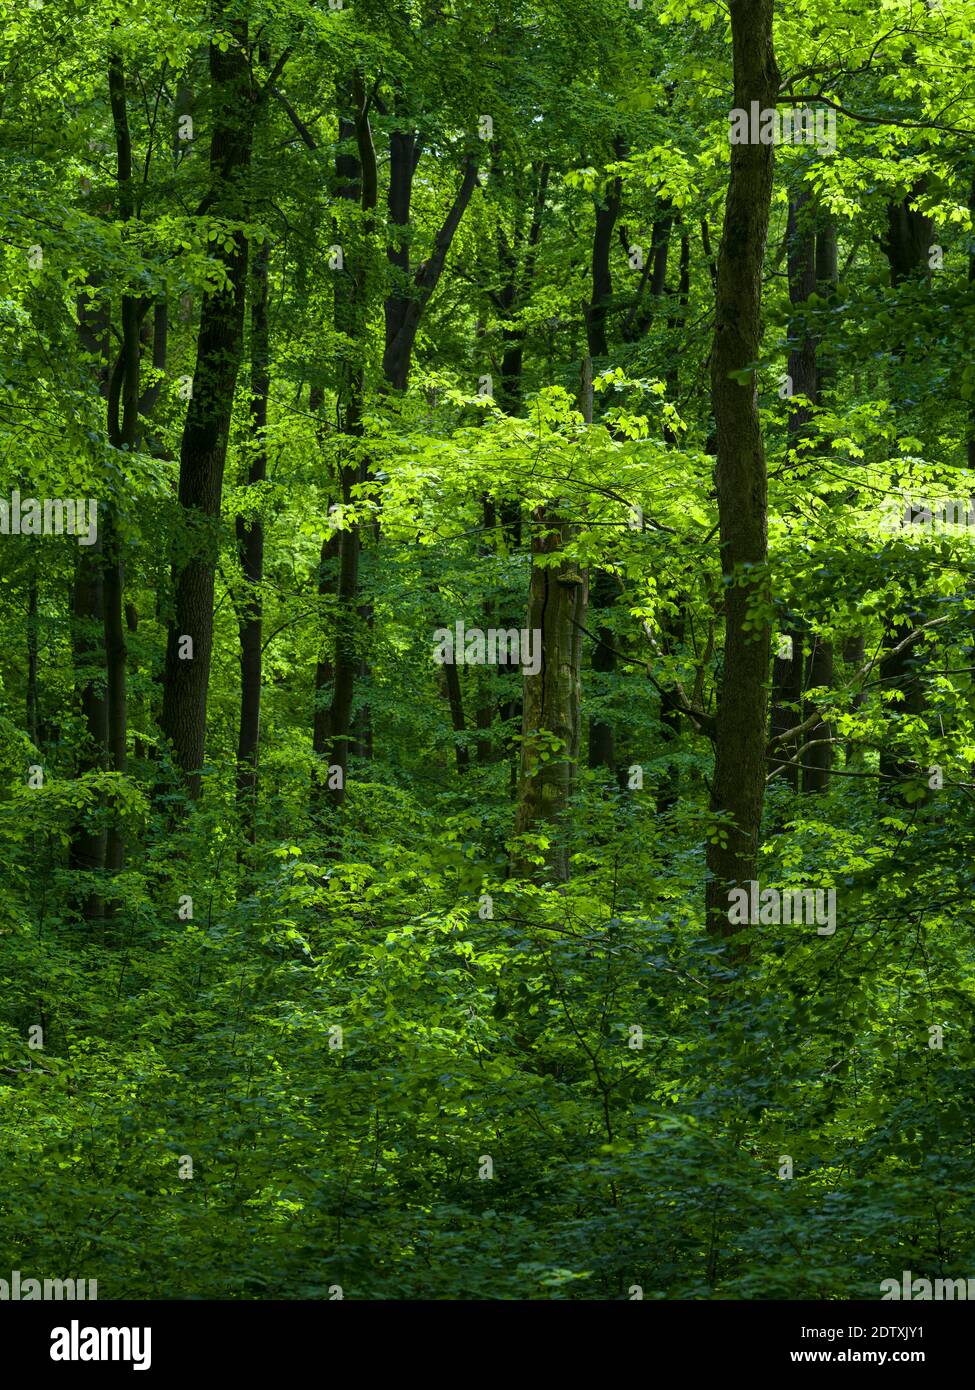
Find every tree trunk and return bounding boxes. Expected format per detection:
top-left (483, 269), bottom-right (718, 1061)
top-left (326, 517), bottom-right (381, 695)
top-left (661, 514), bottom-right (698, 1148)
top-left (587, 566), bottom-right (616, 774)
top-left (802, 634), bottom-right (834, 792)
top-left (704, 0), bottom-right (778, 938)
top-left (104, 50), bottom-right (137, 875)
top-left (382, 157), bottom-right (479, 390)
top-left (585, 141), bottom-right (623, 359)
top-left (70, 278), bottom-right (110, 913)
top-left (512, 358), bottom-right (591, 882)
top-left (769, 626), bottom-right (803, 789)
top-left (160, 17), bottom-right (254, 800)
top-left (878, 188), bottom-right (933, 793)
top-left (312, 81), bottom-right (377, 808)
top-left (235, 236), bottom-right (270, 843)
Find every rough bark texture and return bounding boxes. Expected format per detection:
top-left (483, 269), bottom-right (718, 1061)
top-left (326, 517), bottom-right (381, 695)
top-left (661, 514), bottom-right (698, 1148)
top-left (160, 19), bottom-right (254, 800)
top-left (704, 0), bottom-right (778, 938)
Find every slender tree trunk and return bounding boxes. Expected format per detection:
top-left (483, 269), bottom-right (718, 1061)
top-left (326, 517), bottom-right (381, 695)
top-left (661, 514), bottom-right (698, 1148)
top-left (587, 567), bottom-right (616, 774)
top-left (770, 193), bottom-right (828, 792)
top-left (235, 236), bottom-right (270, 843)
top-left (104, 50), bottom-right (137, 874)
top-left (26, 568), bottom-right (39, 747)
top-left (704, 0), bottom-right (778, 939)
top-left (802, 635), bottom-right (834, 792)
top-left (312, 81), bottom-right (377, 807)
top-left (769, 627), bottom-right (803, 789)
top-left (878, 189), bottom-right (933, 793)
top-left (71, 278), bottom-right (110, 913)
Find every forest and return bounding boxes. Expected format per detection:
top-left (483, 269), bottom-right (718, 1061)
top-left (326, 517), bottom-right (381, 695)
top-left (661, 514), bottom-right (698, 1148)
top-left (1, 0), bottom-right (973, 1305)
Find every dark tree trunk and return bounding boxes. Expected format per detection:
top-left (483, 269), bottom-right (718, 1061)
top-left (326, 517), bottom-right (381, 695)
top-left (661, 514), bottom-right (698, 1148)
top-left (312, 80), bottom-right (377, 808)
top-left (235, 236), bottom-right (270, 843)
top-left (71, 277), bottom-right (110, 912)
top-left (704, 0), bottom-right (778, 939)
top-left (104, 50), bottom-right (137, 875)
top-left (802, 634), bottom-right (834, 792)
top-left (443, 659), bottom-right (469, 773)
top-left (587, 566), bottom-right (616, 774)
top-left (802, 213), bottom-right (840, 792)
top-left (585, 141), bottom-right (623, 359)
top-left (970, 178), bottom-right (975, 468)
top-left (26, 568), bottom-right (39, 747)
top-left (160, 17), bottom-right (254, 800)
top-left (769, 628), bottom-right (803, 789)
top-left (785, 193), bottom-right (817, 431)
top-left (883, 192), bottom-right (934, 287)
top-left (382, 157), bottom-right (479, 390)
top-left (878, 188), bottom-right (933, 793)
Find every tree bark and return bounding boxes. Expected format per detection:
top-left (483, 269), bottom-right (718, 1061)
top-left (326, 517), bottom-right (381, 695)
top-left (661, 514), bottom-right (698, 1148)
top-left (382, 157), bottom-right (479, 391)
top-left (311, 79), bottom-right (377, 808)
top-left (512, 358), bottom-right (591, 882)
top-left (585, 141), bottom-right (623, 359)
top-left (878, 188), bottom-right (933, 793)
top-left (160, 15), bottom-right (254, 800)
top-left (235, 236), bottom-right (270, 843)
top-left (704, 0), bottom-right (778, 938)
top-left (104, 50), bottom-right (137, 874)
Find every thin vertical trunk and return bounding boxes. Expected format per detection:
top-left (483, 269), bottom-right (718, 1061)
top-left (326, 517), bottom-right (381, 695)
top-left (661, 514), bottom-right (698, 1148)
top-left (71, 278), bottom-right (110, 912)
top-left (878, 189), bottom-right (933, 793)
top-left (802, 635), bottom-right (834, 792)
top-left (26, 569), bottom-right (39, 748)
top-left (770, 194), bottom-right (819, 791)
top-left (235, 236), bottom-right (270, 843)
top-left (769, 627), bottom-right (803, 789)
top-left (802, 215), bottom-right (839, 792)
top-left (483, 164), bottom-right (549, 762)
top-left (969, 177), bottom-right (975, 468)
top-left (704, 0), bottom-right (778, 938)
top-left (443, 660), bottom-right (469, 773)
top-left (312, 79), bottom-right (376, 807)
top-left (587, 567), bottom-right (616, 774)
top-left (105, 50), bottom-right (136, 874)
